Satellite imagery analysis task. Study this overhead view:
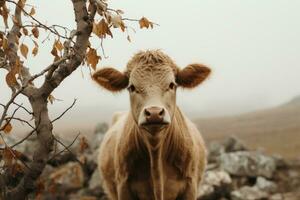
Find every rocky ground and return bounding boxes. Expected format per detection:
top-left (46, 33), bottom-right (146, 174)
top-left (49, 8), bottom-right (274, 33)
top-left (2, 122), bottom-right (300, 200)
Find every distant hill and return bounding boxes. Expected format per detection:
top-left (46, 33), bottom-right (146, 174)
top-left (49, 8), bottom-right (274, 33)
top-left (195, 96), bottom-right (300, 159)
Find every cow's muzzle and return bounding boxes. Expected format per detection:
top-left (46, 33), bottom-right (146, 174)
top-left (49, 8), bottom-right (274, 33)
top-left (139, 106), bottom-right (170, 129)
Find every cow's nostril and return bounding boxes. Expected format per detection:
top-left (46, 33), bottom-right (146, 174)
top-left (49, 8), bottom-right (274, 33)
top-left (159, 109), bottom-right (165, 116)
top-left (144, 109), bottom-right (151, 117)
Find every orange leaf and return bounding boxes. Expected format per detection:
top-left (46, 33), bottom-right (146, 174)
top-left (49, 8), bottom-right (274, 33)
top-left (86, 48), bottom-right (100, 70)
top-left (5, 70), bottom-right (18, 88)
top-left (139, 17), bottom-right (153, 29)
top-left (93, 19), bottom-right (113, 38)
top-left (32, 46), bottom-right (38, 56)
top-left (2, 121), bottom-right (12, 134)
top-left (20, 43), bottom-right (29, 58)
top-left (5, 59), bottom-right (21, 88)
top-left (31, 26), bottom-right (39, 38)
top-left (54, 40), bottom-right (63, 52)
top-left (51, 46), bottom-right (58, 57)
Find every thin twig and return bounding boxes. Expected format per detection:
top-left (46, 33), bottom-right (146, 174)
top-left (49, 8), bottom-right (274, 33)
top-left (51, 99), bottom-right (77, 123)
top-left (9, 113), bottom-right (42, 149)
top-left (49, 133), bottom-right (81, 163)
top-left (0, 104), bottom-right (22, 132)
top-left (4, 117), bottom-right (34, 129)
top-left (9, 129), bottom-right (35, 149)
top-left (100, 38), bottom-right (108, 59)
top-left (12, 102), bottom-right (33, 115)
top-left (0, 56), bottom-right (69, 130)
top-left (6, 0), bottom-right (71, 40)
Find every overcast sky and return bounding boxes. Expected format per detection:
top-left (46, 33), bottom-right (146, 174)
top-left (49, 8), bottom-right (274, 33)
top-left (1, 0), bottom-right (300, 131)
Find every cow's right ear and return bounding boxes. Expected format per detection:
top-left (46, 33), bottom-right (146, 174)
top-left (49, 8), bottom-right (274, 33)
top-left (92, 68), bottom-right (129, 92)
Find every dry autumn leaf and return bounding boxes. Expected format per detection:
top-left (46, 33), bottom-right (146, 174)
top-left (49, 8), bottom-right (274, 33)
top-left (2, 37), bottom-right (8, 50)
top-left (1, 121), bottom-right (13, 134)
top-left (17, 0), bottom-right (25, 9)
top-left (1, 4), bottom-right (9, 28)
top-left (20, 43), bottom-right (29, 58)
top-left (127, 35), bottom-right (131, 42)
top-left (139, 17), bottom-right (153, 29)
top-left (51, 46), bottom-right (58, 57)
top-left (5, 60), bottom-right (20, 88)
top-left (111, 14), bottom-right (122, 28)
top-left (32, 46), bottom-right (38, 56)
top-left (29, 7), bottom-right (35, 16)
top-left (93, 19), bottom-right (113, 38)
top-left (31, 40), bottom-right (39, 56)
top-left (86, 48), bottom-right (100, 70)
top-left (22, 27), bottom-right (28, 35)
top-left (79, 136), bottom-right (89, 153)
top-left (51, 44), bottom-right (60, 61)
top-left (48, 94), bottom-right (56, 104)
top-left (5, 71), bottom-right (17, 87)
top-left (120, 21), bottom-right (126, 32)
top-left (55, 39), bottom-right (64, 52)
top-left (32, 26), bottom-right (39, 38)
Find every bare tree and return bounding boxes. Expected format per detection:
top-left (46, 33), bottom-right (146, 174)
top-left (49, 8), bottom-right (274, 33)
top-left (0, 0), bottom-right (154, 199)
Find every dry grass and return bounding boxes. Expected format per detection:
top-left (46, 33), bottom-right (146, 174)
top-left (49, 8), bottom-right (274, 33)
top-left (195, 98), bottom-right (300, 159)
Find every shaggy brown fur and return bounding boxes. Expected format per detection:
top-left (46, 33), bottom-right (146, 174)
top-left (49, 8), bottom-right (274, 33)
top-left (93, 50), bottom-right (210, 200)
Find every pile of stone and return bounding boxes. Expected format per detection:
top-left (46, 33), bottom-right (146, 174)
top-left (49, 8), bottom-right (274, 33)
top-left (2, 124), bottom-right (300, 200)
top-left (198, 137), bottom-right (300, 200)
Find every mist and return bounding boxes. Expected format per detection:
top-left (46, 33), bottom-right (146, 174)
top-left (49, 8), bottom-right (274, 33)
top-left (1, 0), bottom-right (300, 135)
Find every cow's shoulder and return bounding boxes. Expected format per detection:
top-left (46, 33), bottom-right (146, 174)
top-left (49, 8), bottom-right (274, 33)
top-left (180, 112), bottom-right (206, 155)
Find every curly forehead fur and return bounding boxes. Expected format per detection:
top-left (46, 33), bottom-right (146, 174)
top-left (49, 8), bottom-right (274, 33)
top-left (125, 50), bottom-right (178, 75)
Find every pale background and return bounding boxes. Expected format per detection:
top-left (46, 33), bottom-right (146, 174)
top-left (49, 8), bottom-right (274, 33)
top-left (1, 0), bottom-right (300, 135)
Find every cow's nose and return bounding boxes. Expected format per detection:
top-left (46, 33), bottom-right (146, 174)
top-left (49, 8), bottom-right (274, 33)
top-left (144, 106), bottom-right (165, 124)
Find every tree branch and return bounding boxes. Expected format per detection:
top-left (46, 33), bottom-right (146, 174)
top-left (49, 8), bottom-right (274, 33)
top-left (40, 0), bottom-right (93, 95)
top-left (6, 0), bottom-right (72, 40)
top-left (4, 1), bottom-right (94, 198)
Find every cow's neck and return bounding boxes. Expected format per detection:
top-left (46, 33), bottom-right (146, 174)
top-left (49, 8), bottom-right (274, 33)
top-left (128, 106), bottom-right (191, 199)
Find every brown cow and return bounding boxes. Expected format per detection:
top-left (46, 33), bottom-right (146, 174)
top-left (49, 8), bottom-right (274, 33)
top-left (92, 50), bottom-right (210, 200)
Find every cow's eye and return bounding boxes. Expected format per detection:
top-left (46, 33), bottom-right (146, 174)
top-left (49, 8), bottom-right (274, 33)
top-left (128, 85), bottom-right (136, 93)
top-left (169, 82), bottom-right (176, 90)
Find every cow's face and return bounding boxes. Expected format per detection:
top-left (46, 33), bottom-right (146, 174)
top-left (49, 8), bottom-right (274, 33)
top-left (127, 65), bottom-right (176, 133)
top-left (92, 52), bottom-right (210, 134)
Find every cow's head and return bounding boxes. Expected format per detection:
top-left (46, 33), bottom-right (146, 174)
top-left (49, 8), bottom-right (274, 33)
top-left (92, 50), bottom-right (210, 134)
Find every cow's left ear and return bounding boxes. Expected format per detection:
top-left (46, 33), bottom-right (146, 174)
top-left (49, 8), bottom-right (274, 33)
top-left (92, 67), bottom-right (129, 92)
top-left (176, 63), bottom-right (211, 88)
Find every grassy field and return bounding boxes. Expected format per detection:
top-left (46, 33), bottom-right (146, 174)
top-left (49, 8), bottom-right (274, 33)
top-left (196, 97), bottom-right (300, 159)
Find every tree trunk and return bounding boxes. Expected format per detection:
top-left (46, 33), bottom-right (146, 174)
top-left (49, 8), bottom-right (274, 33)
top-left (6, 93), bottom-right (54, 200)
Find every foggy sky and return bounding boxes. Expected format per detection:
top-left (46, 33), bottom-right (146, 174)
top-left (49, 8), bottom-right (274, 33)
top-left (1, 0), bottom-right (300, 129)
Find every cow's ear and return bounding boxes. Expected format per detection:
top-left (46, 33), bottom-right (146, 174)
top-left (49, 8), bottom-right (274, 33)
top-left (176, 63), bottom-right (211, 88)
top-left (92, 68), bottom-right (129, 92)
